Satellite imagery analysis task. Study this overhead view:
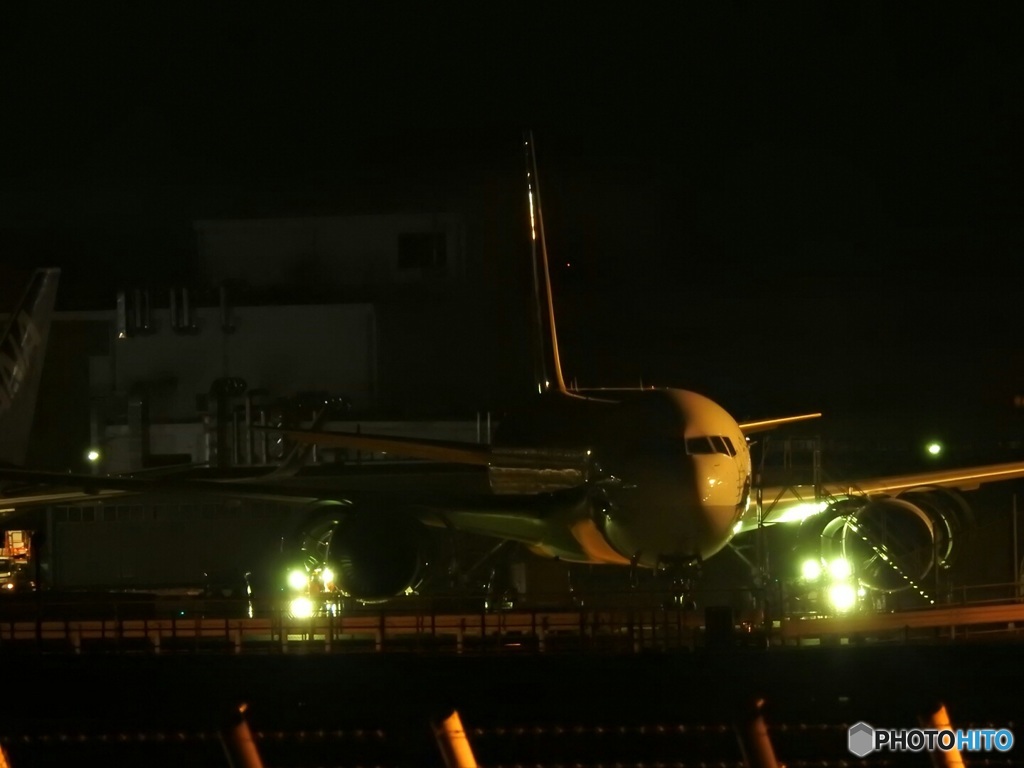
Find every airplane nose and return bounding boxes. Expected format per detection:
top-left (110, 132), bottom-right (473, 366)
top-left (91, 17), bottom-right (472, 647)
top-left (693, 457), bottom-right (736, 504)
top-left (691, 456), bottom-right (744, 557)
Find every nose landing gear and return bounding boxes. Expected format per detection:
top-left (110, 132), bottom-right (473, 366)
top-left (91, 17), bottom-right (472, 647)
top-left (657, 554), bottom-right (702, 611)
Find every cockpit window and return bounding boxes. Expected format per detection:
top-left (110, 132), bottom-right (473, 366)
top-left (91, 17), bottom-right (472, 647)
top-left (685, 436), bottom-right (737, 457)
top-left (711, 436), bottom-right (736, 456)
top-left (685, 437), bottom-right (714, 454)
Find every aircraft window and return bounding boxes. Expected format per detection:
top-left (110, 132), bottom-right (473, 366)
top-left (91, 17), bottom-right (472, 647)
top-left (686, 436), bottom-right (737, 456)
top-left (685, 437), bottom-right (716, 455)
top-left (711, 436), bottom-right (737, 457)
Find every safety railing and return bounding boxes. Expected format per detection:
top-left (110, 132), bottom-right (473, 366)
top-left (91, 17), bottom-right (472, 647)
top-left (3, 579), bottom-right (1024, 654)
top-left (0, 604), bottom-right (729, 655)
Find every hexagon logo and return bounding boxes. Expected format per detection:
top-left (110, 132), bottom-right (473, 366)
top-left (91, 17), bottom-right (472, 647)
top-left (848, 721), bottom-right (875, 757)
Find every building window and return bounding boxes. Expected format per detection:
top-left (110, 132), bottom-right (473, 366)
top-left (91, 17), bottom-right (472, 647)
top-left (397, 232), bottom-right (447, 274)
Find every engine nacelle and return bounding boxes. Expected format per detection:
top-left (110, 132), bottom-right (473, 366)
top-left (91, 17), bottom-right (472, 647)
top-left (798, 488), bottom-right (974, 595)
top-left (331, 510), bottom-right (431, 601)
top-left (291, 501), bottom-right (435, 603)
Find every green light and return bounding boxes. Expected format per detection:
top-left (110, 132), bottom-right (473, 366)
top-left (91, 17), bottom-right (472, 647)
top-left (801, 559), bottom-right (822, 581)
top-left (926, 441), bottom-right (943, 457)
top-left (289, 596), bottom-right (315, 619)
top-left (828, 558), bottom-right (852, 580)
top-left (286, 569), bottom-right (309, 591)
top-left (828, 583), bottom-right (857, 613)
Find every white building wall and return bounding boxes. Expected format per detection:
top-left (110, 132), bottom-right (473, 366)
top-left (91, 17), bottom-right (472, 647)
top-left (109, 303), bottom-right (377, 420)
top-left (194, 213), bottom-right (465, 290)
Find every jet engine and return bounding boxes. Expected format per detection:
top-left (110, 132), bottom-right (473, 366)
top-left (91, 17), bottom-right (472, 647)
top-left (797, 487), bottom-right (975, 595)
top-left (291, 500), bottom-right (435, 603)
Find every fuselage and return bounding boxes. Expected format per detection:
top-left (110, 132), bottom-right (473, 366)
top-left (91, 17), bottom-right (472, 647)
top-left (488, 388), bottom-right (752, 570)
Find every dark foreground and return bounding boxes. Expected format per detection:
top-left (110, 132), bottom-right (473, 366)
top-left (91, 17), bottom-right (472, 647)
top-left (1, 643), bottom-right (1022, 767)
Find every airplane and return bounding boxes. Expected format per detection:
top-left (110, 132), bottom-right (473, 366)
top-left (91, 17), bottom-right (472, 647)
top-left (3, 135), bottom-right (1024, 615)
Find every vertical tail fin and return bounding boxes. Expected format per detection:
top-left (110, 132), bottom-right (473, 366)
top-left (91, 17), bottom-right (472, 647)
top-left (523, 131), bottom-right (569, 396)
top-left (0, 268), bottom-right (60, 466)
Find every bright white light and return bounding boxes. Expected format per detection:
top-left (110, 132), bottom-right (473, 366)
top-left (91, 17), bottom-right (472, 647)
top-left (286, 569), bottom-right (309, 591)
top-left (828, 558), bottom-right (852, 580)
top-left (828, 583), bottom-right (858, 613)
top-left (85, 448), bottom-right (101, 463)
top-left (320, 567), bottom-right (334, 585)
top-left (801, 559), bottom-right (822, 581)
top-left (926, 441), bottom-right (943, 457)
top-left (289, 597), bottom-right (315, 619)
top-left (770, 501), bottom-right (830, 524)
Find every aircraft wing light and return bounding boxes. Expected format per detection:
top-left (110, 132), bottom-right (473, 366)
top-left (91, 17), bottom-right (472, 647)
top-left (766, 500), bottom-right (829, 525)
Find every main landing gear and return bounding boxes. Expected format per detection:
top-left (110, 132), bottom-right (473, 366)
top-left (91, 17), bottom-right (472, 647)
top-left (444, 538), bottom-right (522, 612)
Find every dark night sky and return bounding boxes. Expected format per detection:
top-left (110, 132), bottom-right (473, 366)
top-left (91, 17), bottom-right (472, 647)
top-left (2, 4), bottom-right (1024, 425)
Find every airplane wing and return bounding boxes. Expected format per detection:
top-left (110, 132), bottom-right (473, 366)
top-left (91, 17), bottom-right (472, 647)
top-left (0, 485), bottom-right (129, 511)
top-left (734, 459), bottom-right (1024, 533)
top-left (263, 428), bottom-right (492, 466)
top-left (0, 462), bottom-right (563, 552)
top-left (738, 412), bottom-right (822, 435)
top-left (0, 400), bottom-right (496, 524)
